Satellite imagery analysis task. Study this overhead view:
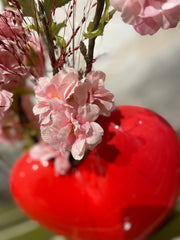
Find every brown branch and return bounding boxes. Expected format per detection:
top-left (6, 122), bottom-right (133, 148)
top-left (86, 0), bottom-right (105, 74)
top-left (38, 0), bottom-right (58, 75)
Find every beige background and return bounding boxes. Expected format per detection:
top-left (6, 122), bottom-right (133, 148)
top-left (94, 13), bottom-right (180, 131)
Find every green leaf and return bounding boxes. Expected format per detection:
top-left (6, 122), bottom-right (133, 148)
top-left (55, 0), bottom-right (71, 8)
top-left (109, 9), bottom-right (116, 20)
top-left (87, 21), bottom-right (93, 32)
top-left (44, 0), bottom-right (53, 19)
top-left (83, 12), bottom-right (108, 39)
top-left (83, 0), bottom-right (115, 39)
top-left (83, 26), bottom-right (103, 39)
top-left (18, 0), bottom-right (37, 18)
top-left (50, 21), bottom-right (66, 39)
top-left (25, 24), bottom-right (43, 34)
top-left (55, 36), bottom-right (66, 51)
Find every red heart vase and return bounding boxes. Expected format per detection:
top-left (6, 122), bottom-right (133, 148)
top-left (10, 105), bottom-right (180, 240)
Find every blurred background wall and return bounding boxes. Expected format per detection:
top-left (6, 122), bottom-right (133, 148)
top-left (95, 14), bottom-right (180, 131)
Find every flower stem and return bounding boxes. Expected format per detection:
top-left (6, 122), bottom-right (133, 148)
top-left (38, 0), bottom-right (58, 75)
top-left (12, 91), bottom-right (39, 147)
top-left (86, 0), bottom-right (105, 73)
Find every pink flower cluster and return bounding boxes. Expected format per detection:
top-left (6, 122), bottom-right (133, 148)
top-left (0, 9), bottom-right (45, 86)
top-left (0, 9), bottom-right (24, 39)
top-left (110, 0), bottom-right (180, 35)
top-left (0, 9), bottom-right (30, 85)
top-left (33, 68), bottom-right (115, 161)
top-left (0, 9), bottom-right (45, 144)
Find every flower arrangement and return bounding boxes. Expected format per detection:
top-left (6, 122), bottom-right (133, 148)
top-left (1, 0), bottom-right (180, 240)
top-left (0, 0), bottom-right (118, 173)
top-left (1, 0), bottom-right (179, 173)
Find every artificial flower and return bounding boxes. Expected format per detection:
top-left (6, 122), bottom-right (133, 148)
top-left (0, 41), bottom-right (30, 85)
top-left (0, 9), bottom-right (24, 40)
top-left (86, 71), bottom-right (115, 116)
top-left (71, 117), bottom-right (104, 160)
top-left (40, 109), bottom-right (75, 154)
top-left (40, 104), bottom-right (103, 160)
top-left (0, 9), bottom-right (30, 85)
top-left (110, 0), bottom-right (180, 35)
top-left (30, 141), bottom-right (71, 175)
top-left (33, 68), bottom-right (84, 124)
top-left (33, 68), bottom-right (114, 161)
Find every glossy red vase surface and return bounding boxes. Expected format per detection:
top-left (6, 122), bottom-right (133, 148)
top-left (10, 106), bottom-right (180, 240)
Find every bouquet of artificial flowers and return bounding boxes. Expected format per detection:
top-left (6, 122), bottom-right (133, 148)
top-left (1, 0), bottom-right (180, 240)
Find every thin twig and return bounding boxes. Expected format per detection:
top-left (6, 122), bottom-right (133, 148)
top-left (38, 0), bottom-right (58, 75)
top-left (86, 0), bottom-right (104, 74)
top-left (72, 1), bottom-right (76, 68)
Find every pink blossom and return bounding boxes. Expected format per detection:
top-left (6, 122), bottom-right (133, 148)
top-left (24, 36), bottom-right (46, 79)
top-left (33, 68), bottom-right (83, 124)
top-left (33, 68), bottom-right (114, 161)
top-left (40, 104), bottom-right (103, 160)
top-left (0, 89), bottom-right (13, 120)
top-left (0, 9), bottom-right (24, 40)
top-left (34, 68), bottom-right (80, 102)
top-left (40, 109), bottom-right (75, 154)
top-left (29, 141), bottom-right (71, 175)
top-left (110, 0), bottom-right (180, 35)
top-left (86, 71), bottom-right (115, 116)
top-left (0, 9), bottom-right (30, 85)
top-left (0, 41), bottom-right (29, 85)
top-left (71, 115), bottom-right (104, 159)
